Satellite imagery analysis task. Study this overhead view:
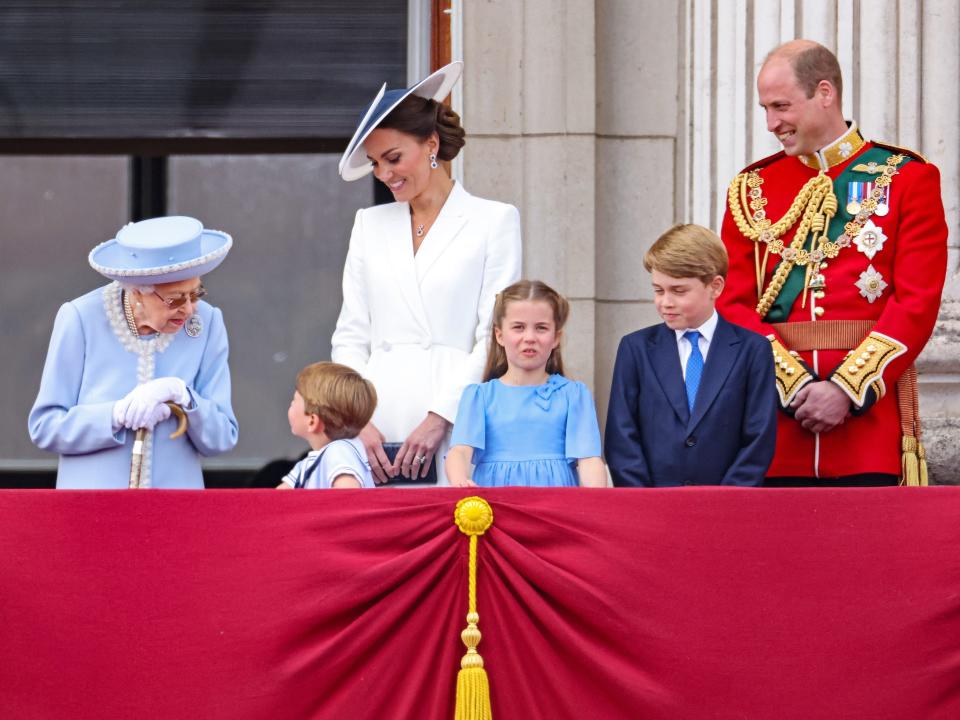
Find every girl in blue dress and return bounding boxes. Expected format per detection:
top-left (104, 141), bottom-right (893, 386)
top-left (446, 280), bottom-right (606, 487)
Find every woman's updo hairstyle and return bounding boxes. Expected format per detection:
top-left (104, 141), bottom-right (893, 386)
top-left (377, 95), bottom-right (466, 161)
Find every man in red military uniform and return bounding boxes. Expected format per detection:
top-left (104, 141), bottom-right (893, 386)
top-left (717, 39), bottom-right (948, 485)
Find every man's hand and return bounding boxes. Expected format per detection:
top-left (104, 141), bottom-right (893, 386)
top-left (790, 381), bottom-right (852, 434)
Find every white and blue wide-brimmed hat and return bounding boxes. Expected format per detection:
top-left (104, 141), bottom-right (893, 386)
top-left (338, 61), bottom-right (463, 182)
top-left (89, 216), bottom-right (233, 285)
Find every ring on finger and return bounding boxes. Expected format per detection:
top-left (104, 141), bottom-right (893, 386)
top-left (412, 456), bottom-right (422, 464)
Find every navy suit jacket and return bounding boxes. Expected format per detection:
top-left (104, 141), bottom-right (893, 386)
top-left (605, 314), bottom-right (777, 486)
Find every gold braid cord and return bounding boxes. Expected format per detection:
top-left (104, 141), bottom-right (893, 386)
top-left (896, 366), bottom-right (928, 486)
top-left (454, 497), bottom-right (494, 720)
top-left (830, 331), bottom-right (906, 408)
top-left (728, 171), bottom-right (837, 316)
top-left (727, 153), bottom-right (905, 318)
top-left (767, 336), bottom-right (814, 407)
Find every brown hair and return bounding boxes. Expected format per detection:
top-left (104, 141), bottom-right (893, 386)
top-left (643, 224), bottom-right (728, 282)
top-left (296, 362), bottom-right (377, 440)
top-left (482, 280), bottom-right (570, 382)
top-left (767, 40), bottom-right (843, 105)
top-left (377, 95), bottom-right (466, 161)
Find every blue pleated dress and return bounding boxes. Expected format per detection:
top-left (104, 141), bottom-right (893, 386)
top-left (449, 374), bottom-right (602, 487)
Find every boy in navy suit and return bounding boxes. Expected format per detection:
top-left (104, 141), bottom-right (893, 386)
top-left (606, 224), bottom-right (776, 486)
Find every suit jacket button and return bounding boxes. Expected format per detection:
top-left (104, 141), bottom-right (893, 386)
top-left (420, 339), bottom-right (432, 349)
top-left (685, 436), bottom-right (696, 447)
top-left (381, 341), bottom-right (392, 351)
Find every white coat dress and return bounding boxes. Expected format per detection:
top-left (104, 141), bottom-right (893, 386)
top-left (331, 182), bottom-right (522, 483)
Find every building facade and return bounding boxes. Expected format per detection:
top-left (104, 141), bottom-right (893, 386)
top-left (461, 0), bottom-right (960, 482)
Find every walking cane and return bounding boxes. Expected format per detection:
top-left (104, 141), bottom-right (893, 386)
top-left (128, 402), bottom-right (189, 488)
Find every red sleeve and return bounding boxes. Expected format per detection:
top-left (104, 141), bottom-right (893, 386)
top-left (853, 162), bottom-right (945, 377)
top-left (827, 162), bottom-right (948, 408)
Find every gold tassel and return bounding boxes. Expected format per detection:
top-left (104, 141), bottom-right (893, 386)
top-left (901, 436), bottom-right (920, 487)
top-left (918, 442), bottom-right (929, 487)
top-left (454, 497), bottom-right (494, 720)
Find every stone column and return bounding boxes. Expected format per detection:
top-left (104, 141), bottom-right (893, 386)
top-left (594, 0), bottom-right (682, 424)
top-left (916, 0), bottom-right (960, 481)
top-left (462, 0), bottom-right (597, 387)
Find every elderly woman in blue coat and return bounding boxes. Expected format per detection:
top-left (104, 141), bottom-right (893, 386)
top-left (29, 216), bottom-right (239, 488)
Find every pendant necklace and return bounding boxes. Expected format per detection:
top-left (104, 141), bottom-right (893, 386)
top-left (412, 180), bottom-right (453, 239)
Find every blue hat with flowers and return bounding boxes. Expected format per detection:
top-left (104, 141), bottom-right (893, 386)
top-left (338, 61), bottom-right (463, 182)
top-left (88, 216), bottom-right (233, 285)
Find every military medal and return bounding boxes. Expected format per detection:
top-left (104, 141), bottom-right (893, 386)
top-left (185, 314), bottom-right (203, 337)
top-left (874, 185), bottom-right (890, 216)
top-left (807, 271), bottom-right (826, 291)
top-left (855, 265), bottom-right (887, 303)
top-left (854, 219), bottom-right (888, 260)
top-left (849, 180), bottom-right (890, 217)
top-left (846, 181), bottom-right (864, 215)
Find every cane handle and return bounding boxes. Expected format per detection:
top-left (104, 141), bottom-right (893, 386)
top-left (165, 401), bottom-right (188, 439)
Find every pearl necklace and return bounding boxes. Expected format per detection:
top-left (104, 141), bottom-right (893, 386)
top-left (103, 282), bottom-right (175, 488)
top-left (122, 290), bottom-right (140, 338)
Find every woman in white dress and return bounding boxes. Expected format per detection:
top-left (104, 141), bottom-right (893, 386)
top-left (333, 61), bottom-right (522, 484)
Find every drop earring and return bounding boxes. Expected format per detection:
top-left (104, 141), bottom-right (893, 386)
top-left (430, 153), bottom-right (438, 169)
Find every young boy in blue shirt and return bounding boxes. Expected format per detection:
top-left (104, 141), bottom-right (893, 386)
top-left (278, 362), bottom-right (377, 489)
top-left (606, 224), bottom-right (777, 486)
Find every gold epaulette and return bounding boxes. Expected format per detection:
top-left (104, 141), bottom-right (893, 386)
top-left (742, 150), bottom-right (786, 174)
top-left (768, 335), bottom-right (814, 407)
top-left (872, 141), bottom-right (928, 164)
top-left (830, 331), bottom-right (907, 407)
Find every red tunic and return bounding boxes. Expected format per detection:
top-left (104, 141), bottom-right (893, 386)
top-left (718, 137), bottom-right (947, 478)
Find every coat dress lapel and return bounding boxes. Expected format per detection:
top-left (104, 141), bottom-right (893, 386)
top-left (377, 201), bottom-right (431, 334)
top-left (648, 324), bottom-right (690, 425)
top-left (414, 181), bottom-right (469, 282)
top-left (687, 316), bottom-right (740, 432)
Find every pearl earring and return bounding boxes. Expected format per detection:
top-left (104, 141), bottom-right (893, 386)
top-left (430, 153), bottom-right (438, 169)
top-left (135, 301), bottom-right (143, 310)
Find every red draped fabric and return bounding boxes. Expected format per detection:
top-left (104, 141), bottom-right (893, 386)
top-left (1, 487), bottom-right (959, 719)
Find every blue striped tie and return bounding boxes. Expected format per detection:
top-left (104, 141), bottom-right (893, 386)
top-left (683, 330), bottom-right (703, 413)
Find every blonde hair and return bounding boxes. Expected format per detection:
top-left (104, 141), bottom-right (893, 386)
top-left (296, 362), bottom-right (377, 440)
top-left (643, 224), bottom-right (728, 283)
top-left (482, 280), bottom-right (569, 382)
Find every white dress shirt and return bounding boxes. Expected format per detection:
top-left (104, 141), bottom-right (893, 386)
top-left (674, 310), bottom-right (718, 380)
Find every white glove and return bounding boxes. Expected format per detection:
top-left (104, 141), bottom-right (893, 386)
top-left (140, 402), bottom-right (173, 432)
top-left (116, 377), bottom-right (189, 430)
top-left (112, 397), bottom-right (173, 432)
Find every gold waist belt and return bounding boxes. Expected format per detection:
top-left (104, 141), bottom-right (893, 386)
top-left (770, 319), bottom-right (876, 352)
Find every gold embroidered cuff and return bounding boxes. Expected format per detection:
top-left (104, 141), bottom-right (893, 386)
top-left (768, 335), bottom-right (814, 407)
top-left (829, 331), bottom-right (906, 407)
